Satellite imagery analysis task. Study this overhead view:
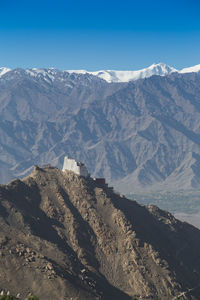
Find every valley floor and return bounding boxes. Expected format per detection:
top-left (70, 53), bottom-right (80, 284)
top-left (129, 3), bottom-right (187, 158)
top-left (174, 212), bottom-right (200, 229)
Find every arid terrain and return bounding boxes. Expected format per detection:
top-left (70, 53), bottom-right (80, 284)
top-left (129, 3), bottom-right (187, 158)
top-left (0, 166), bottom-right (200, 299)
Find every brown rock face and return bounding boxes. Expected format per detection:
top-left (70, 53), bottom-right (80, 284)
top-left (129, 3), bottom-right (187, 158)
top-left (0, 166), bottom-right (200, 299)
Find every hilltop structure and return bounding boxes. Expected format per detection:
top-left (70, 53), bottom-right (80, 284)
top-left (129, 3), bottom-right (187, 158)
top-left (62, 157), bottom-right (115, 192)
top-left (62, 156), bottom-right (89, 177)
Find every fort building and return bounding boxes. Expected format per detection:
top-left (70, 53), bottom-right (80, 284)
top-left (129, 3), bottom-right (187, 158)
top-left (62, 156), bottom-right (90, 178)
top-left (62, 157), bottom-right (113, 192)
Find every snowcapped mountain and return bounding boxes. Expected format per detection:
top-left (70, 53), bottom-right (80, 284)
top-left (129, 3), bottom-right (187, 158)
top-left (0, 63), bottom-right (200, 82)
top-left (67, 63), bottom-right (178, 82)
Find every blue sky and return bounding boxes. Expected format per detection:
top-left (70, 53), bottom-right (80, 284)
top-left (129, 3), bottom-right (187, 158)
top-left (0, 0), bottom-right (200, 70)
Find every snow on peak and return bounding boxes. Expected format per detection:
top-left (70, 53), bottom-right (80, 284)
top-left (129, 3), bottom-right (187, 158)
top-left (0, 67), bottom-right (11, 77)
top-left (147, 62), bottom-right (177, 74)
top-left (0, 63), bottom-right (200, 83)
top-left (67, 70), bottom-right (88, 74)
top-left (180, 64), bottom-right (200, 74)
top-left (24, 68), bottom-right (61, 83)
top-left (65, 63), bottom-right (178, 83)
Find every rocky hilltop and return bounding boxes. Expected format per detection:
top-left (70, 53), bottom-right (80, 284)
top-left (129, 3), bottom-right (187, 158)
top-left (0, 166), bottom-right (200, 299)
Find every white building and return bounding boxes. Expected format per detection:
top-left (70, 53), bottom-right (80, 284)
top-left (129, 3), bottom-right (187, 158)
top-left (62, 156), bottom-right (90, 178)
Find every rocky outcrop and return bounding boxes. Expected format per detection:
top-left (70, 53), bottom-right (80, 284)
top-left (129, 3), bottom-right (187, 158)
top-left (0, 166), bottom-right (200, 299)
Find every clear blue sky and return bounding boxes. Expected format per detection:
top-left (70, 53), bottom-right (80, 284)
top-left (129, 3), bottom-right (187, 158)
top-left (0, 0), bottom-right (200, 70)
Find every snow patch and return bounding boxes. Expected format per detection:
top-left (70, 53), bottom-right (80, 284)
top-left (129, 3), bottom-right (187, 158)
top-left (0, 67), bottom-right (11, 77)
top-left (65, 63), bottom-right (178, 83)
top-left (180, 64), bottom-right (200, 74)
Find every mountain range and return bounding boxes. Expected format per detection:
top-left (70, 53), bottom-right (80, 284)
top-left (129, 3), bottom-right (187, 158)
top-left (1, 62), bottom-right (200, 83)
top-left (0, 166), bottom-right (200, 299)
top-left (1, 65), bottom-right (200, 196)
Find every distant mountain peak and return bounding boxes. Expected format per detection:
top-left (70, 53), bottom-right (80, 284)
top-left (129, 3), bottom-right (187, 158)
top-left (65, 63), bottom-right (178, 83)
top-left (148, 62), bottom-right (177, 71)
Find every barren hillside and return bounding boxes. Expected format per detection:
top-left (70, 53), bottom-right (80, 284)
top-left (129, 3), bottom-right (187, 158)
top-left (0, 167), bottom-right (200, 299)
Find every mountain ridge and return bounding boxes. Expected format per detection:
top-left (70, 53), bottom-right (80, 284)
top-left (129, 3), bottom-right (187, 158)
top-left (1, 62), bottom-right (200, 83)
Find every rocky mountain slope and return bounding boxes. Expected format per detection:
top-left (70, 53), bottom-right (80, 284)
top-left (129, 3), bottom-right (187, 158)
top-left (0, 166), bottom-right (200, 299)
top-left (1, 69), bottom-right (200, 194)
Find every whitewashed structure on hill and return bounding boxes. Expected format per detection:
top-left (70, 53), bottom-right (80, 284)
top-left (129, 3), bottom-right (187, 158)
top-left (62, 156), bottom-right (89, 177)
